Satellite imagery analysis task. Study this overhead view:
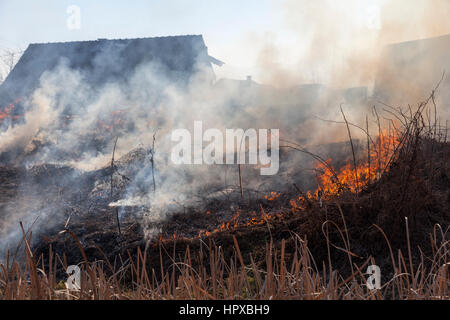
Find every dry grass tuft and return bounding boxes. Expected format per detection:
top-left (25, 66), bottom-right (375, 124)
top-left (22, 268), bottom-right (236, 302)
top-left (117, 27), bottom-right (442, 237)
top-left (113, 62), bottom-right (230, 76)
top-left (0, 223), bottom-right (448, 300)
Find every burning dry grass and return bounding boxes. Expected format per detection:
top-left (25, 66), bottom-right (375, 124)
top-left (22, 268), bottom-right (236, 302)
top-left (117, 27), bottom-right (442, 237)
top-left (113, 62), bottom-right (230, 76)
top-left (1, 90), bottom-right (449, 300)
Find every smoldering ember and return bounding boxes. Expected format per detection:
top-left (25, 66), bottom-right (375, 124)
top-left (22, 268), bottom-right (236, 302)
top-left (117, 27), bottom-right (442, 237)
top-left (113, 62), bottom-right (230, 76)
top-left (0, 13), bottom-right (449, 301)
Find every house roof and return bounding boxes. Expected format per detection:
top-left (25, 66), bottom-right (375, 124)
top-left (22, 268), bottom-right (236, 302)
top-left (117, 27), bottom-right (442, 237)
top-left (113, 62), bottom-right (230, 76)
top-left (374, 33), bottom-right (450, 102)
top-left (0, 35), bottom-right (223, 108)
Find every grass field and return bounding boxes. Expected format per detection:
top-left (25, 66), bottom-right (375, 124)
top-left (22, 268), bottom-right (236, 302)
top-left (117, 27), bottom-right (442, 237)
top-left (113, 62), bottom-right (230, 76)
top-left (1, 93), bottom-right (449, 300)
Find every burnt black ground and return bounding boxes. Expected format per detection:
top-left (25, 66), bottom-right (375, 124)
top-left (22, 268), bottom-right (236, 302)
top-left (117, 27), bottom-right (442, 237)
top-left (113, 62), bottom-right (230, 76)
top-left (0, 139), bottom-right (448, 286)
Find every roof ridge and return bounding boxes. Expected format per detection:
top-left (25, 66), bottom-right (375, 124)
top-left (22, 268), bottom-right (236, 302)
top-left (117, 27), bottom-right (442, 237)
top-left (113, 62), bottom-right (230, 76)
top-left (29, 34), bottom-right (204, 46)
top-left (386, 33), bottom-right (450, 47)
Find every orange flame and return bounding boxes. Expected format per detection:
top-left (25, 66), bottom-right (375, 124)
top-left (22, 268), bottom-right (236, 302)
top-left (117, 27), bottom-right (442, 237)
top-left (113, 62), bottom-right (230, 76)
top-left (315, 132), bottom-right (399, 198)
top-left (158, 132), bottom-right (400, 242)
top-left (0, 99), bottom-right (22, 122)
top-left (264, 191), bottom-right (280, 201)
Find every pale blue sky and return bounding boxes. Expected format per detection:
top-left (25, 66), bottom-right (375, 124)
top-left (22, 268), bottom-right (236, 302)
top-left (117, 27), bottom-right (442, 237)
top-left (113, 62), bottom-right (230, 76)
top-left (0, 0), bottom-right (289, 80)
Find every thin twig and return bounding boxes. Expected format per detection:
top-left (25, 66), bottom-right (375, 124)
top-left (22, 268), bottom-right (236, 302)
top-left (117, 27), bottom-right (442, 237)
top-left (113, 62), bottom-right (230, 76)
top-left (340, 106), bottom-right (359, 194)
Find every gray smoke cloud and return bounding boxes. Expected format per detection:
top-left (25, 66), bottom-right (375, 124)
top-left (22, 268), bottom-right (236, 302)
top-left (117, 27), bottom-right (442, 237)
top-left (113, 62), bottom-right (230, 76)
top-left (0, 55), bottom-right (317, 252)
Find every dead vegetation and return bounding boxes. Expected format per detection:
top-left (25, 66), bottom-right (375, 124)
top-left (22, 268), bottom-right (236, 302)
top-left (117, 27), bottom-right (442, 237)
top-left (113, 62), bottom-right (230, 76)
top-left (0, 224), bottom-right (448, 299)
top-left (0, 91), bottom-right (449, 300)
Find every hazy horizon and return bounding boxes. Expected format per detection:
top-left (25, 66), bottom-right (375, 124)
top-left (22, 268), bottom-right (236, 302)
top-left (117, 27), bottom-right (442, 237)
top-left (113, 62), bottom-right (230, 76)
top-left (1, 0), bottom-right (450, 86)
